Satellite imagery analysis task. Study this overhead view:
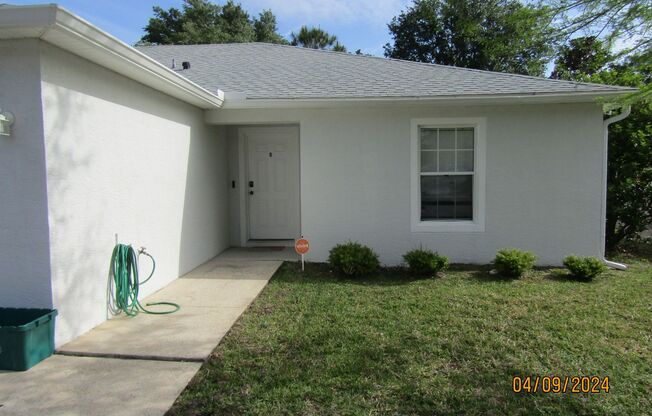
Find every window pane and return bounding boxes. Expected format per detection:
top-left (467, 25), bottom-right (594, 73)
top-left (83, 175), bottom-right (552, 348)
top-left (457, 128), bottom-right (474, 149)
top-left (420, 151), bottom-right (438, 172)
top-left (439, 129), bottom-right (456, 149)
top-left (437, 180), bottom-right (456, 218)
top-left (420, 129), bottom-right (437, 150)
top-left (455, 175), bottom-right (473, 219)
top-left (421, 176), bottom-right (439, 220)
top-left (421, 175), bottom-right (473, 220)
top-left (456, 150), bottom-right (474, 172)
top-left (439, 150), bottom-right (455, 172)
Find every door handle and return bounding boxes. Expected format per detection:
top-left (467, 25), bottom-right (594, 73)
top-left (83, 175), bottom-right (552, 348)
top-left (249, 191), bottom-right (254, 195)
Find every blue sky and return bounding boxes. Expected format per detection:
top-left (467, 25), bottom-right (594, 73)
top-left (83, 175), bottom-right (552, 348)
top-left (10, 0), bottom-right (414, 56)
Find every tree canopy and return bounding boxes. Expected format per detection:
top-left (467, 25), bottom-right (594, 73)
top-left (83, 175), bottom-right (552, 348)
top-left (550, 0), bottom-right (652, 102)
top-left (140, 0), bottom-right (286, 45)
top-left (550, 36), bottom-right (612, 80)
top-left (597, 63), bottom-right (652, 249)
top-left (384, 0), bottom-right (555, 76)
top-left (254, 10), bottom-right (286, 44)
top-left (141, 1), bottom-right (349, 52)
top-left (290, 26), bottom-right (346, 52)
top-left (552, 0), bottom-right (651, 60)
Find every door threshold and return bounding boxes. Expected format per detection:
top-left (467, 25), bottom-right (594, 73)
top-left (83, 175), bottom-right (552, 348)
top-left (245, 239), bottom-right (294, 248)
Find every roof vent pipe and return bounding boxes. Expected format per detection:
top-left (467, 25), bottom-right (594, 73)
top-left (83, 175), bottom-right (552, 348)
top-left (182, 61), bottom-right (191, 70)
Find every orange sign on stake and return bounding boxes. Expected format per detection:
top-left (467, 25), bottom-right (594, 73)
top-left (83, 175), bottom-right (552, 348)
top-left (295, 238), bottom-right (310, 255)
top-left (295, 238), bottom-right (309, 271)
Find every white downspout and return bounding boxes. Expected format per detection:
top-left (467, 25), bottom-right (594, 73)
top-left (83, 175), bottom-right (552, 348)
top-left (601, 105), bottom-right (632, 270)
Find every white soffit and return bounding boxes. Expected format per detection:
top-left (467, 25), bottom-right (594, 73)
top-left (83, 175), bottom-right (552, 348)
top-left (0, 4), bottom-right (224, 109)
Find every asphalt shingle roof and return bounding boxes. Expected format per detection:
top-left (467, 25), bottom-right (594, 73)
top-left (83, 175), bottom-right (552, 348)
top-left (137, 43), bottom-right (630, 100)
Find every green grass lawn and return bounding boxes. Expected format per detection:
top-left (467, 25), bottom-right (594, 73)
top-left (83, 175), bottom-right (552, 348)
top-left (168, 248), bottom-right (652, 415)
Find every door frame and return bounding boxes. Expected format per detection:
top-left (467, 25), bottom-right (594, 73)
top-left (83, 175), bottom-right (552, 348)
top-left (236, 125), bottom-right (301, 245)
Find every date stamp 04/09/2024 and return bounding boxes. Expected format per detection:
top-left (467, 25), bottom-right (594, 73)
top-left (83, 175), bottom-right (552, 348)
top-left (512, 376), bottom-right (610, 394)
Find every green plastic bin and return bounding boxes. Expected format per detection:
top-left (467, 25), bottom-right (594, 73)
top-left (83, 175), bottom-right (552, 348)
top-left (0, 308), bottom-right (57, 371)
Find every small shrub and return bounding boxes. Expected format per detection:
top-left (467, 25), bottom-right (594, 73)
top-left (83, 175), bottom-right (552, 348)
top-left (328, 241), bottom-right (380, 277)
top-left (493, 248), bottom-right (537, 277)
top-left (403, 248), bottom-right (448, 277)
top-left (563, 255), bottom-right (607, 279)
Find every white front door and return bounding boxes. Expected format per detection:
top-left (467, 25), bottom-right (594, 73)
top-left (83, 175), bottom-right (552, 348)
top-left (244, 126), bottom-right (300, 240)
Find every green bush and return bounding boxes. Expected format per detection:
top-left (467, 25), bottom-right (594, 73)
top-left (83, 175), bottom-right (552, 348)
top-left (563, 255), bottom-right (607, 279)
top-left (403, 248), bottom-right (448, 277)
top-left (328, 241), bottom-right (380, 277)
top-left (493, 248), bottom-right (537, 277)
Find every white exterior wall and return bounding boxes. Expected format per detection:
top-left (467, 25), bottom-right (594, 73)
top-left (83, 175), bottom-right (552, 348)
top-left (0, 40), bottom-right (53, 309)
top-left (39, 43), bottom-right (230, 345)
top-left (211, 103), bottom-right (605, 266)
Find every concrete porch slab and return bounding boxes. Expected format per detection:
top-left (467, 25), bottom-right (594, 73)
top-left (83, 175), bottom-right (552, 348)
top-left (0, 355), bottom-right (200, 416)
top-left (182, 257), bottom-right (284, 280)
top-left (216, 246), bottom-right (299, 262)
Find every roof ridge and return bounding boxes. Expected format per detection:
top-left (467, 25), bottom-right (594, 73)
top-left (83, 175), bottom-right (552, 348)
top-left (136, 42), bottom-right (625, 91)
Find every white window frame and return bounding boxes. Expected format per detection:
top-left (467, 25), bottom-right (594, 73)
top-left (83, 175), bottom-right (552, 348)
top-left (411, 117), bottom-right (486, 233)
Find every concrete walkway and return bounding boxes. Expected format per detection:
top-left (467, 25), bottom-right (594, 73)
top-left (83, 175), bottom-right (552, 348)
top-left (0, 247), bottom-right (296, 416)
top-left (0, 356), bottom-right (201, 416)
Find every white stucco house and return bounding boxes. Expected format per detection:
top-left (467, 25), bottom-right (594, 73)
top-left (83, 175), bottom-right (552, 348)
top-left (0, 4), bottom-right (636, 346)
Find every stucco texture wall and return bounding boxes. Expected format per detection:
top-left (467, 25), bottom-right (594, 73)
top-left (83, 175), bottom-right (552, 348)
top-left (39, 43), bottom-right (230, 346)
top-left (0, 39), bottom-right (53, 310)
top-left (212, 103), bottom-right (605, 266)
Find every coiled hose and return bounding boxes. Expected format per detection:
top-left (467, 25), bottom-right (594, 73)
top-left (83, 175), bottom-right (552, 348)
top-left (109, 244), bottom-right (180, 316)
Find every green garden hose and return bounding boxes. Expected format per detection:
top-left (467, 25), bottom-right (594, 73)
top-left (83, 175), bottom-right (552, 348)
top-left (110, 244), bottom-right (180, 316)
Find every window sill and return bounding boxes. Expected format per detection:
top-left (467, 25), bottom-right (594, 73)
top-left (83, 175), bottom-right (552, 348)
top-left (412, 220), bottom-right (485, 233)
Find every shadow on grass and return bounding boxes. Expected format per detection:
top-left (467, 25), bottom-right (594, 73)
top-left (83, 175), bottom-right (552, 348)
top-left (545, 269), bottom-right (595, 283)
top-left (467, 268), bottom-right (518, 283)
top-left (278, 261), bottom-right (532, 286)
top-left (277, 262), bottom-right (606, 287)
top-left (277, 262), bottom-right (447, 287)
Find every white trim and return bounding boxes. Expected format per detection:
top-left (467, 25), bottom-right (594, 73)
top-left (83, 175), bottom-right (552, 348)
top-left (220, 90), bottom-right (635, 109)
top-left (410, 117), bottom-right (486, 233)
top-left (0, 4), bottom-right (223, 109)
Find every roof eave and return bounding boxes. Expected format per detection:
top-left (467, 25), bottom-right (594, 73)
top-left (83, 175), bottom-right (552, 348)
top-left (0, 4), bottom-right (224, 109)
top-left (220, 89), bottom-right (636, 109)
